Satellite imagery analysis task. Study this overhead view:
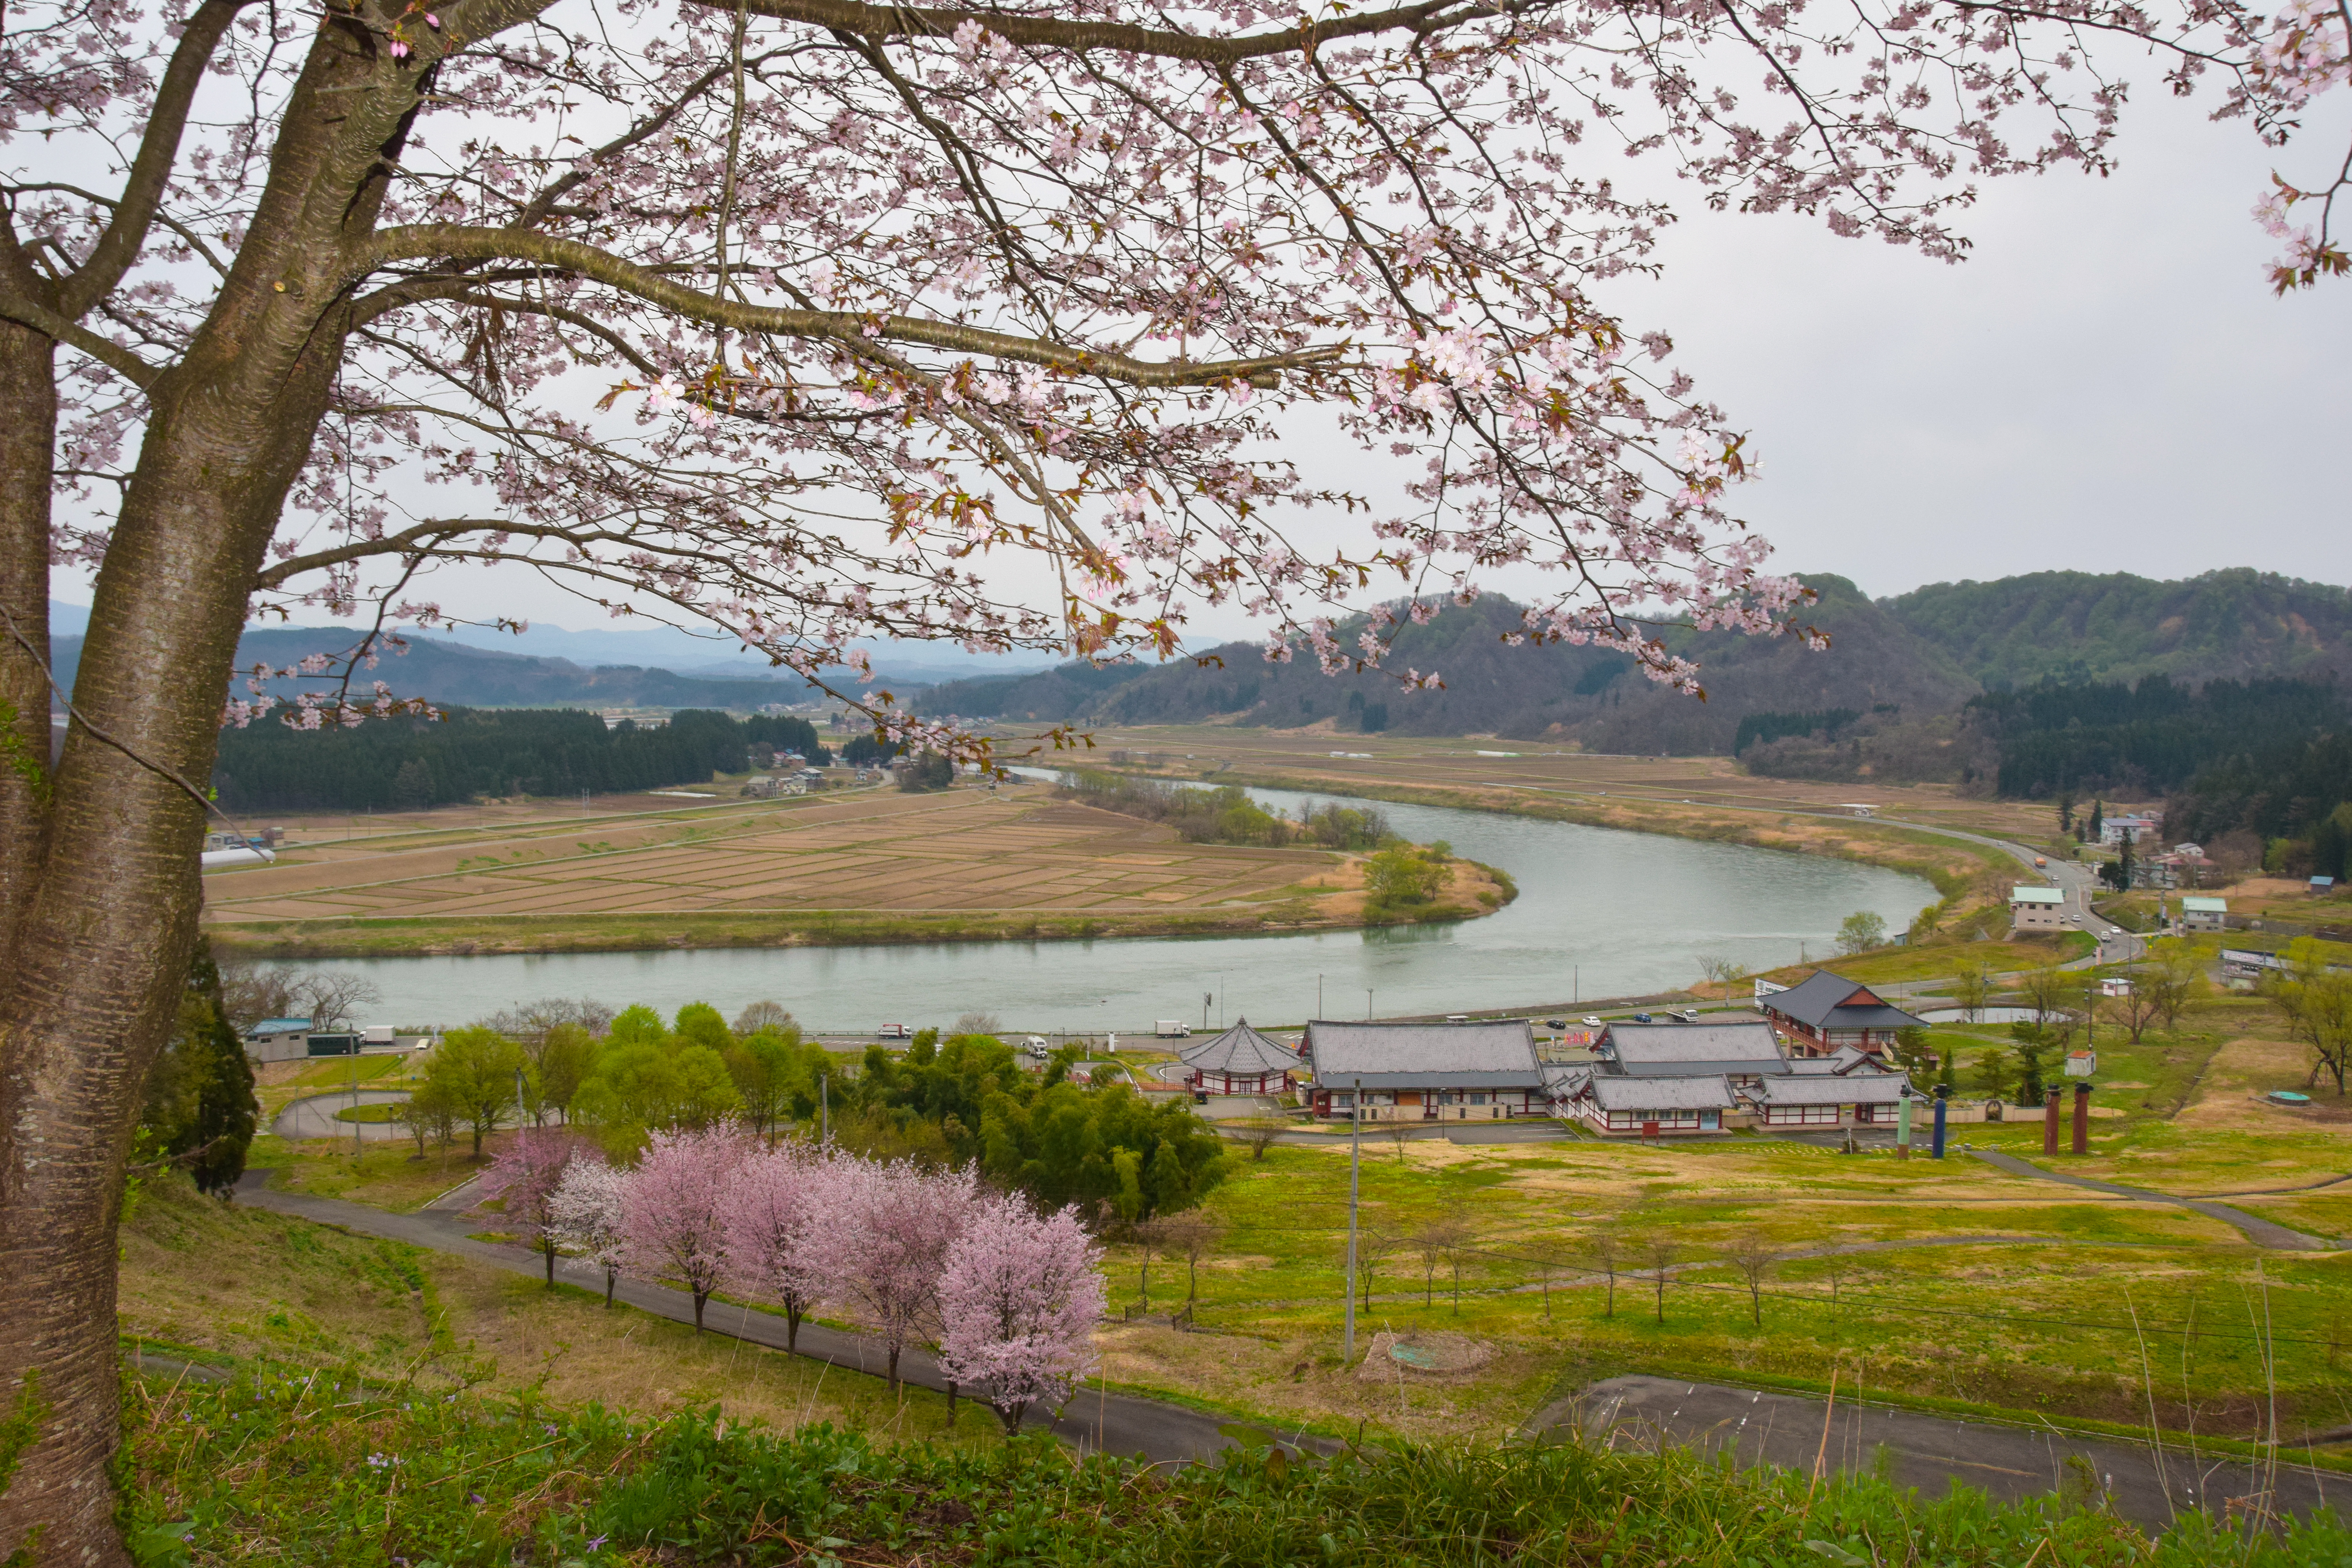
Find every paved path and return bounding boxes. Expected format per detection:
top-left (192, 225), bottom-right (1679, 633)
top-left (270, 1090), bottom-right (410, 1142)
top-left (230, 1171), bottom-right (1324, 1466)
top-left (1970, 1150), bottom-right (2343, 1251)
top-left (1536, 1374), bottom-right (2339, 1530)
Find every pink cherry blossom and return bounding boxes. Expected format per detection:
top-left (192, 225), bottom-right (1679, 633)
top-left (720, 1141), bottom-right (831, 1352)
top-left (476, 1127), bottom-right (583, 1287)
top-left (936, 1197), bottom-right (1105, 1434)
top-left (619, 1126), bottom-right (745, 1330)
top-left (801, 1157), bottom-right (980, 1389)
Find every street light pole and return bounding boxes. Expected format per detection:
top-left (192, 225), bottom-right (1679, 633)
top-left (1344, 1075), bottom-right (1361, 1363)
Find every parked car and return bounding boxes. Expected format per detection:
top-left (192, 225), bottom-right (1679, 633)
top-left (1581, 1015), bottom-right (1603, 1028)
top-left (1632, 1012), bottom-right (1654, 1023)
top-left (876, 1024), bottom-right (913, 1039)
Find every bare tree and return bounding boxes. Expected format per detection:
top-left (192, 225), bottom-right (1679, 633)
top-left (213, 958), bottom-right (303, 1031)
top-left (291, 972), bottom-right (383, 1034)
top-left (951, 1011), bottom-right (1004, 1038)
top-left (2021, 966), bottom-right (2074, 1034)
top-left (1590, 1229), bottom-right (1622, 1319)
top-left (2142, 942), bottom-right (2207, 1031)
top-left (1725, 1231), bottom-right (1777, 1328)
top-left (1439, 1211), bottom-right (1477, 1313)
top-left (1382, 1119), bottom-right (1413, 1165)
top-left (1151, 1209), bottom-right (1226, 1307)
top-left (2109, 975), bottom-right (2163, 1045)
top-left (1646, 1237), bottom-right (1681, 1324)
top-left (1355, 1232), bottom-right (1399, 1312)
top-left (1952, 963), bottom-right (1991, 1025)
top-left (733, 1000), bottom-right (795, 1036)
top-left (1697, 955), bottom-right (1752, 1004)
top-left (1234, 1120), bottom-right (1286, 1162)
top-left (1409, 1217), bottom-right (1452, 1307)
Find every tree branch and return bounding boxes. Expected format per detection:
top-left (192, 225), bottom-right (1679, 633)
top-left (0, 290), bottom-right (161, 387)
top-left (686, 0), bottom-right (1517, 63)
top-left (353, 227), bottom-right (1344, 386)
top-left (59, 0), bottom-right (257, 316)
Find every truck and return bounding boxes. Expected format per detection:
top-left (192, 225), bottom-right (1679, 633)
top-left (2033, 856), bottom-right (2048, 868)
top-left (875, 1023), bottom-right (913, 1040)
top-left (1154, 1020), bottom-right (1190, 1038)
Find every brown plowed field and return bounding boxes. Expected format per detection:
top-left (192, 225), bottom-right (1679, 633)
top-left (201, 781), bottom-right (1346, 926)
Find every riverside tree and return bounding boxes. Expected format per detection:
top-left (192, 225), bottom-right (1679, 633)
top-left (5, 0), bottom-right (2347, 1556)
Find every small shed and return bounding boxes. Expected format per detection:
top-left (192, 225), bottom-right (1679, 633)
top-left (2313, 877), bottom-right (2337, 897)
top-left (244, 1017), bottom-right (314, 1064)
top-left (2009, 886), bottom-right (2066, 932)
top-left (2181, 896), bottom-right (2228, 931)
top-left (1176, 1019), bottom-right (1297, 1097)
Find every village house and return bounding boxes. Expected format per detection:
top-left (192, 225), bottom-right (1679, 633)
top-left (2009, 885), bottom-right (2067, 932)
top-left (2181, 895), bottom-right (2229, 931)
top-left (244, 1017), bottom-right (313, 1063)
top-left (1301, 1019), bottom-right (1545, 1121)
top-left (1550, 1016), bottom-right (1911, 1135)
top-left (1756, 970), bottom-right (1928, 1056)
top-left (1174, 1019), bottom-right (1298, 1098)
top-left (2100, 812), bottom-right (2161, 846)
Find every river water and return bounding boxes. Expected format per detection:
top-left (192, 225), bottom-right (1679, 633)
top-left (308, 785), bottom-right (1934, 1033)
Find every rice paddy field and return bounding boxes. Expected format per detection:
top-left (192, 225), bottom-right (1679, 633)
top-left (201, 779), bottom-right (1504, 956)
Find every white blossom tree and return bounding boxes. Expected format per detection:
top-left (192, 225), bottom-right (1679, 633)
top-left (936, 1196), bottom-right (1105, 1435)
top-left (1, 0), bottom-right (2343, 1551)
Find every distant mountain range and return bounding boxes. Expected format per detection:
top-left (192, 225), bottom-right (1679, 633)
top-left (915, 569), bottom-right (2352, 756)
top-left (45, 606), bottom-right (1056, 711)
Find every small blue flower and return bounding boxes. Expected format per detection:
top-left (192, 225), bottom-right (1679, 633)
top-left (585, 1535), bottom-right (609, 1552)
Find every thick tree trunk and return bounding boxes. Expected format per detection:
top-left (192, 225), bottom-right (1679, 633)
top-left (0, 321), bottom-right (56, 951)
top-left (0, 24), bottom-right (430, 1561)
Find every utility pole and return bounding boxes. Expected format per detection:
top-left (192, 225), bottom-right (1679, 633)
top-left (1344, 1076), bottom-right (1362, 1363)
top-left (515, 1066), bottom-right (528, 1134)
top-left (1317, 973), bottom-right (1323, 1019)
top-left (1365, 988), bottom-right (1374, 1022)
top-left (349, 1040), bottom-right (360, 1157)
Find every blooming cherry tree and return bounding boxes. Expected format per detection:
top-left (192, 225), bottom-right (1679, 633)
top-left (720, 1140), bottom-right (830, 1351)
top-left (804, 1158), bottom-right (979, 1389)
top-left (936, 1197), bottom-right (1106, 1435)
top-left (548, 1153), bottom-right (629, 1308)
top-left (475, 1126), bottom-right (583, 1287)
top-left (2, 0), bottom-right (2339, 1550)
top-left (618, 1126), bottom-right (744, 1330)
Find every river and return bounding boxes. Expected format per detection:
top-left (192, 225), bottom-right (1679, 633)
top-left (306, 784), bottom-right (1935, 1033)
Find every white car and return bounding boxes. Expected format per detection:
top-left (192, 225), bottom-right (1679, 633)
top-left (1581, 1015), bottom-right (1604, 1028)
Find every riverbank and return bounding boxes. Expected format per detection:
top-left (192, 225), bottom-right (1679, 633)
top-left (206, 853), bottom-right (1516, 958)
top-left (1118, 762), bottom-right (2016, 935)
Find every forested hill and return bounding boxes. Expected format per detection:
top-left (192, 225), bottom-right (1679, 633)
top-left (922, 575), bottom-right (1974, 753)
top-left (1882, 570), bottom-right (2352, 688)
top-left (50, 627), bottom-right (813, 713)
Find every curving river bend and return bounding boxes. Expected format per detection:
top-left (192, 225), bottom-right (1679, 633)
top-left (305, 784), bottom-right (1935, 1033)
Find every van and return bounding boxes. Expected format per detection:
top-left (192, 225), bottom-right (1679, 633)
top-left (1445, 1014), bottom-right (1469, 1024)
top-left (1154, 1020), bottom-right (1190, 1038)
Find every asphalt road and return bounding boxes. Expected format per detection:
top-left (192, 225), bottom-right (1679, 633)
top-left (1969, 1149), bottom-right (2343, 1251)
top-left (230, 1171), bottom-right (1324, 1466)
top-left (1541, 1374), bottom-right (2342, 1530)
top-left (270, 1090), bottom-right (411, 1142)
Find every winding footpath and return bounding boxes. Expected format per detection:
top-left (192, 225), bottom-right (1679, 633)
top-left (1967, 1150), bottom-right (2344, 1251)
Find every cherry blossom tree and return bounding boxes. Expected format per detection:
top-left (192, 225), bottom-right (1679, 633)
top-left (618, 1125), bottom-right (743, 1331)
top-left (548, 1150), bottom-right (629, 1307)
top-left (720, 1139), bottom-right (830, 1351)
top-left (475, 1126), bottom-right (583, 1286)
top-left (936, 1196), bottom-right (1106, 1435)
top-left (1, 0), bottom-right (2340, 1552)
top-left (804, 1157), bottom-right (978, 1390)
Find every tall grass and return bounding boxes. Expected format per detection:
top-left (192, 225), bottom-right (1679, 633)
top-left (124, 1367), bottom-right (2351, 1567)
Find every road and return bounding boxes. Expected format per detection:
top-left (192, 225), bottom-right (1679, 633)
top-left (231, 1171), bottom-right (1325, 1466)
top-left (270, 1090), bottom-right (411, 1142)
top-left (1539, 1374), bottom-right (2342, 1530)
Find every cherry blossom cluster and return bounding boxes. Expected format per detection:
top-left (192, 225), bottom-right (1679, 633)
top-left (11, 0), bottom-right (2332, 755)
top-left (550, 1123), bottom-right (1101, 1414)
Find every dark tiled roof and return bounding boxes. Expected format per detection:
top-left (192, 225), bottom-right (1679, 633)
top-left (1304, 1019), bottom-right (1542, 1087)
top-left (1760, 970), bottom-right (1926, 1032)
top-left (1178, 1019), bottom-right (1295, 1076)
top-left (1604, 1021), bottom-right (1784, 1066)
top-left (1588, 1076), bottom-right (1737, 1111)
top-left (1748, 1073), bottom-right (1911, 1105)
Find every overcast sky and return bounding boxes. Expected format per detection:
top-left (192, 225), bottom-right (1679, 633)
top-left (53, 59), bottom-right (2352, 644)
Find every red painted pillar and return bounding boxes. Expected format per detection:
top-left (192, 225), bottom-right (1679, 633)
top-left (2043, 1088), bottom-right (2061, 1155)
top-left (2071, 1082), bottom-right (2091, 1155)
